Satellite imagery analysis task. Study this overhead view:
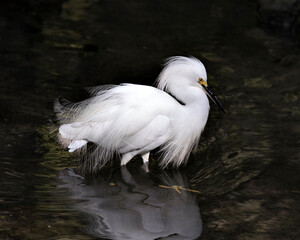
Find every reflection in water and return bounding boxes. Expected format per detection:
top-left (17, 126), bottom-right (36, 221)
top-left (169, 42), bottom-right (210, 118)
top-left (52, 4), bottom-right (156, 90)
top-left (58, 168), bottom-right (202, 240)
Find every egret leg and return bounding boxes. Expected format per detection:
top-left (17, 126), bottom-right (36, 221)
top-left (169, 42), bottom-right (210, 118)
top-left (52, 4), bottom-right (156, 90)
top-left (141, 152), bottom-right (150, 164)
top-left (120, 152), bottom-right (134, 166)
top-left (141, 152), bottom-right (150, 172)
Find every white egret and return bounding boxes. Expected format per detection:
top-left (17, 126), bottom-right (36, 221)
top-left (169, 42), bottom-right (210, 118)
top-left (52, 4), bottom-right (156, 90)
top-left (54, 56), bottom-right (224, 173)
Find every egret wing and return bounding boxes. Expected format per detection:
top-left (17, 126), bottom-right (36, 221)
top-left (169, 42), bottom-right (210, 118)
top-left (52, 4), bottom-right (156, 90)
top-left (119, 114), bottom-right (171, 153)
top-left (58, 84), bottom-right (179, 151)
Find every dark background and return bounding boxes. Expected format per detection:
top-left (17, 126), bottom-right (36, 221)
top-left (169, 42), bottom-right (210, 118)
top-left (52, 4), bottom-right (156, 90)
top-left (0, 0), bottom-right (299, 239)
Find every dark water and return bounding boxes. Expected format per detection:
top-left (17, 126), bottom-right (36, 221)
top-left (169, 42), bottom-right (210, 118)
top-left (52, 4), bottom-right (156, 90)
top-left (0, 0), bottom-right (299, 239)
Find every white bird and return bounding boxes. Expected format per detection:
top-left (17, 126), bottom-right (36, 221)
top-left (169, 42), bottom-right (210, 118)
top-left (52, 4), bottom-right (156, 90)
top-left (54, 56), bottom-right (224, 173)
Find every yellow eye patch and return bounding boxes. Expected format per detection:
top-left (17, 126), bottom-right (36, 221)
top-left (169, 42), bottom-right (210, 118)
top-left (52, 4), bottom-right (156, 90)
top-left (198, 78), bottom-right (207, 87)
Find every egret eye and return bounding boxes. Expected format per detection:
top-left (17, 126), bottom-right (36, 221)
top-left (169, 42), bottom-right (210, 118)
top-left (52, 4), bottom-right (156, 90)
top-left (198, 78), bottom-right (207, 87)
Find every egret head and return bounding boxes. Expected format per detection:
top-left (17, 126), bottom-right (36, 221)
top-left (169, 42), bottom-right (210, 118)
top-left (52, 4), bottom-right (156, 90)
top-left (157, 56), bottom-right (224, 112)
top-left (157, 56), bottom-right (207, 91)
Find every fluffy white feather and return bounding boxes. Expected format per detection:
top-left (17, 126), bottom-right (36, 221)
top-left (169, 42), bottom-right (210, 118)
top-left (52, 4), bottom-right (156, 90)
top-left (54, 56), bottom-right (213, 173)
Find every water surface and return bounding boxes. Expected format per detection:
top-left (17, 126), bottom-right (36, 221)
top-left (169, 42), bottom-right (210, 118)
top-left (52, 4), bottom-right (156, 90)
top-left (0, 0), bottom-right (299, 239)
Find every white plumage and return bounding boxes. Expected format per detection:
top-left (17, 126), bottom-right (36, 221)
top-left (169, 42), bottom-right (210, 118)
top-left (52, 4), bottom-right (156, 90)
top-left (54, 56), bottom-right (224, 173)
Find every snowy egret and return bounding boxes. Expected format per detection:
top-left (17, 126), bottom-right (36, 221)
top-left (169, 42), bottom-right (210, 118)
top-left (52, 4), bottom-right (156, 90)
top-left (54, 56), bottom-right (224, 173)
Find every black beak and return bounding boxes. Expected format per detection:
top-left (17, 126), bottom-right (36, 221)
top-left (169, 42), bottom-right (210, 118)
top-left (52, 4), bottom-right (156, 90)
top-left (202, 85), bottom-right (225, 113)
